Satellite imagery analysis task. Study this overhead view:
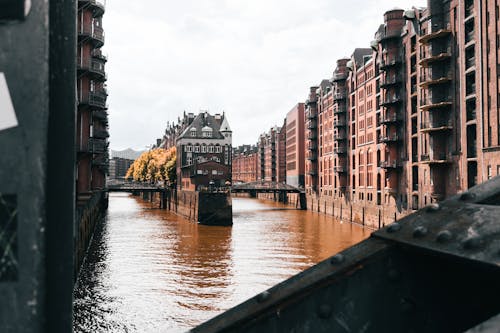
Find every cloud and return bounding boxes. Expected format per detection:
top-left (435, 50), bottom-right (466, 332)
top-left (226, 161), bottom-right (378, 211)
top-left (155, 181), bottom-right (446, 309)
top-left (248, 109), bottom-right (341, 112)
top-left (104, 0), bottom-right (426, 150)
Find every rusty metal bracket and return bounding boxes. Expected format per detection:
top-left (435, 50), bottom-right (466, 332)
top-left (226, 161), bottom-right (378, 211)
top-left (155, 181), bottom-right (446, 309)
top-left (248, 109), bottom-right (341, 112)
top-left (373, 175), bottom-right (500, 268)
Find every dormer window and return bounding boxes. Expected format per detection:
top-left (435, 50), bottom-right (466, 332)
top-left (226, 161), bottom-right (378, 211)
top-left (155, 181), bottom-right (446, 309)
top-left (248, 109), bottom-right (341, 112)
top-left (190, 128), bottom-right (197, 137)
top-left (202, 126), bottom-right (213, 137)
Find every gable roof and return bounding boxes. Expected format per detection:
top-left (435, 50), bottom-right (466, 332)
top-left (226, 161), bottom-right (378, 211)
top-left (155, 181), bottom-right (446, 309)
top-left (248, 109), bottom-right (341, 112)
top-left (178, 112), bottom-right (227, 140)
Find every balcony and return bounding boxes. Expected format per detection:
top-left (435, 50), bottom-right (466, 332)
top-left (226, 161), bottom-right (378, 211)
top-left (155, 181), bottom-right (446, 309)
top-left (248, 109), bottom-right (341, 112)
top-left (418, 25), bottom-right (452, 44)
top-left (333, 92), bottom-right (346, 101)
top-left (305, 99), bottom-right (317, 107)
top-left (333, 132), bottom-right (347, 141)
top-left (306, 110), bottom-right (317, 119)
top-left (77, 58), bottom-right (106, 80)
top-left (419, 49), bottom-right (452, 67)
top-left (380, 75), bottom-right (401, 88)
top-left (419, 74), bottom-right (452, 88)
top-left (420, 98), bottom-right (453, 111)
top-left (379, 113), bottom-right (401, 124)
top-left (307, 143), bottom-right (317, 151)
top-left (93, 157), bottom-right (109, 168)
top-left (307, 132), bottom-right (317, 140)
top-left (88, 138), bottom-right (108, 154)
top-left (334, 147), bottom-right (347, 155)
top-left (306, 152), bottom-right (317, 161)
top-left (333, 106), bottom-right (347, 114)
top-left (333, 166), bottom-right (347, 173)
top-left (420, 153), bottom-right (451, 164)
top-left (380, 95), bottom-right (402, 106)
top-left (378, 134), bottom-right (399, 143)
top-left (378, 30), bottom-right (401, 43)
top-left (331, 72), bottom-right (348, 82)
top-left (79, 90), bottom-right (107, 109)
top-left (333, 118), bottom-right (346, 128)
top-left (92, 128), bottom-right (109, 139)
top-left (307, 170), bottom-right (318, 176)
top-left (379, 160), bottom-right (401, 169)
top-left (307, 121), bottom-right (317, 129)
top-left (79, 0), bottom-right (106, 17)
top-left (78, 25), bottom-right (105, 47)
top-left (379, 55), bottom-right (402, 70)
top-left (420, 120), bottom-right (453, 133)
top-left (93, 110), bottom-right (107, 120)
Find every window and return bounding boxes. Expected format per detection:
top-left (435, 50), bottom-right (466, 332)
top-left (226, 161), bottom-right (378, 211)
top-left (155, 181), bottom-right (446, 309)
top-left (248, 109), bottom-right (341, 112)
top-left (194, 145), bottom-right (200, 153)
top-left (190, 128), bottom-right (197, 137)
top-left (201, 145), bottom-right (206, 153)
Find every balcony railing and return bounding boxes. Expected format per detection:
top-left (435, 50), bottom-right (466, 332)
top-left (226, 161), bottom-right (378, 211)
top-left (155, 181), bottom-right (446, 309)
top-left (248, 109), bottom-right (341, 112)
top-left (333, 118), bottom-right (347, 127)
top-left (333, 132), bottom-right (347, 140)
top-left (421, 153), bottom-right (451, 164)
top-left (78, 25), bottom-right (105, 46)
top-left (333, 166), bottom-right (347, 173)
top-left (307, 132), bottom-right (317, 140)
top-left (419, 73), bottom-right (452, 88)
top-left (77, 58), bottom-right (106, 79)
top-left (306, 110), bottom-right (317, 119)
top-left (418, 23), bottom-right (452, 44)
top-left (307, 143), bottom-right (317, 151)
top-left (378, 30), bottom-right (401, 42)
top-left (420, 97), bottom-right (453, 111)
top-left (88, 138), bottom-right (108, 154)
top-left (380, 75), bottom-right (401, 87)
top-left (378, 134), bottom-right (399, 143)
top-left (79, 90), bottom-right (107, 109)
top-left (306, 152), bottom-right (317, 161)
top-left (419, 48), bottom-right (452, 67)
top-left (92, 128), bottom-right (109, 139)
top-left (378, 160), bottom-right (401, 169)
top-left (333, 92), bottom-right (346, 101)
top-left (331, 72), bottom-right (348, 82)
top-left (334, 147), bottom-right (347, 154)
top-left (307, 121), bottom-right (317, 129)
top-left (380, 95), bottom-right (402, 106)
top-left (420, 120), bottom-right (453, 132)
top-left (379, 55), bottom-right (402, 69)
top-left (333, 106), bottom-right (347, 114)
top-left (93, 110), bottom-right (107, 120)
top-left (379, 113), bottom-right (401, 124)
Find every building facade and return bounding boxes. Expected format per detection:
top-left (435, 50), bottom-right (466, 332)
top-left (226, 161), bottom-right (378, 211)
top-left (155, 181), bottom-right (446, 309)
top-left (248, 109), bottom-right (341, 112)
top-left (285, 103), bottom-right (305, 187)
top-left (176, 112), bottom-right (232, 191)
top-left (232, 145), bottom-right (258, 183)
top-left (109, 148), bottom-right (144, 179)
top-left (76, 0), bottom-right (108, 202)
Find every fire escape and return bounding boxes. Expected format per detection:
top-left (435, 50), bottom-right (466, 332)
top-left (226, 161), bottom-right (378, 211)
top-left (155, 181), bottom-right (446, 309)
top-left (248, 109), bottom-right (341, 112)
top-left (305, 87), bottom-right (319, 194)
top-left (378, 27), bottom-right (403, 195)
top-left (331, 64), bottom-right (349, 192)
top-left (418, 11), bottom-right (453, 200)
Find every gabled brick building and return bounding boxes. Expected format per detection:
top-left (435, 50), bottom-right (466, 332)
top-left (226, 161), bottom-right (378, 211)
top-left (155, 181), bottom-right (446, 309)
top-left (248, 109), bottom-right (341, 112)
top-left (176, 112), bottom-right (232, 191)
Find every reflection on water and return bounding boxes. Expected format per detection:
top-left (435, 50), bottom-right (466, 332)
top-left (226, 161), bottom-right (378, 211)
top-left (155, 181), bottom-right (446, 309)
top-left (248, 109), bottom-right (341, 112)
top-left (73, 193), bottom-right (369, 332)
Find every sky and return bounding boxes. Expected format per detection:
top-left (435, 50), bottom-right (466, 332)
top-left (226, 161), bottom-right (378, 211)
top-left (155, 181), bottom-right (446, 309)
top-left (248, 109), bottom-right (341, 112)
top-left (105, 0), bottom-right (426, 151)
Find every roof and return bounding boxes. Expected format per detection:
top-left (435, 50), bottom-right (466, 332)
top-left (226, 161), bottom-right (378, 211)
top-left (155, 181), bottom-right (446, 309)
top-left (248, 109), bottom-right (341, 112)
top-left (177, 112), bottom-right (230, 140)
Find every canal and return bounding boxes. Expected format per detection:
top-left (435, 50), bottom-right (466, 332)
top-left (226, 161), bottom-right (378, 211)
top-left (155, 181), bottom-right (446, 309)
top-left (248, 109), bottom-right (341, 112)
top-left (73, 193), bottom-right (370, 332)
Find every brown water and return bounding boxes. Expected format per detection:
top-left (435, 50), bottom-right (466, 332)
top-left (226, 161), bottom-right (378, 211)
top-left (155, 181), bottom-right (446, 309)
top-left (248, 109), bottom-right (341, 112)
top-left (73, 193), bottom-right (369, 332)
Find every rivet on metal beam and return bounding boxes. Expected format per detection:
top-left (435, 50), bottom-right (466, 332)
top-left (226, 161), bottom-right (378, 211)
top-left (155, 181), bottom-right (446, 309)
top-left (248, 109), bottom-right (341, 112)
top-left (330, 254), bottom-right (344, 265)
top-left (459, 192), bottom-right (476, 201)
top-left (413, 226), bottom-right (428, 238)
top-left (317, 304), bottom-right (332, 319)
top-left (257, 291), bottom-right (271, 303)
top-left (387, 222), bottom-right (401, 233)
top-left (427, 203), bottom-right (440, 212)
top-left (462, 236), bottom-right (482, 250)
top-left (436, 230), bottom-right (452, 243)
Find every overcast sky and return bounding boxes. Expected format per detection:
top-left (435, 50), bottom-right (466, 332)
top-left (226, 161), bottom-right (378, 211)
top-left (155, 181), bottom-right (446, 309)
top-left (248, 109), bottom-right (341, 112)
top-left (105, 0), bottom-right (426, 150)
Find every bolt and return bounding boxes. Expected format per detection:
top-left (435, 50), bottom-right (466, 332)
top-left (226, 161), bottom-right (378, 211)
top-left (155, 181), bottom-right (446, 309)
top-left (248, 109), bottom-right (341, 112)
top-left (387, 222), bottom-right (401, 233)
top-left (413, 226), bottom-right (428, 238)
top-left (460, 192), bottom-right (476, 201)
top-left (257, 291), bottom-right (271, 303)
top-left (427, 203), bottom-right (440, 212)
top-left (330, 254), bottom-right (345, 265)
top-left (317, 304), bottom-right (333, 319)
top-left (462, 236), bottom-right (482, 250)
top-left (436, 230), bottom-right (452, 243)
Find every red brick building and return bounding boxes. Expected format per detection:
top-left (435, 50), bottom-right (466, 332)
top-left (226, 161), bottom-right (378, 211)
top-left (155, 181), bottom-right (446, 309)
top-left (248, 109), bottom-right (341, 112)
top-left (232, 145), bottom-right (258, 183)
top-left (176, 112), bottom-right (232, 191)
top-left (76, 0), bottom-right (108, 203)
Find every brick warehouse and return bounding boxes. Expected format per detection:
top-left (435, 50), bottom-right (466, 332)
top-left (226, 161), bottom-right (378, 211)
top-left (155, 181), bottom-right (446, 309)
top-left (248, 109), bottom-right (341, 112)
top-left (233, 0), bottom-right (500, 228)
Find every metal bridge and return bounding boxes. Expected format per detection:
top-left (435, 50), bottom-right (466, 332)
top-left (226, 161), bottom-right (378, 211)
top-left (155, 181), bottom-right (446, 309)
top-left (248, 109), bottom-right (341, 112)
top-left (231, 181), bottom-right (304, 194)
top-left (194, 176), bottom-right (500, 333)
top-left (106, 179), bottom-right (166, 192)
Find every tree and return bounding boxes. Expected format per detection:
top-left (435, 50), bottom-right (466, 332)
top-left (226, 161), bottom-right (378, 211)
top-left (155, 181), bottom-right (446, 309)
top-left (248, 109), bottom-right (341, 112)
top-left (125, 147), bottom-right (177, 185)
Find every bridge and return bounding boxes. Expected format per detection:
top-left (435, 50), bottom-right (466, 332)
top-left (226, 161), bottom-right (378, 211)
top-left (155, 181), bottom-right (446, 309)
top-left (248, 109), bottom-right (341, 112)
top-left (231, 181), bottom-right (304, 194)
top-left (106, 179), bottom-right (167, 192)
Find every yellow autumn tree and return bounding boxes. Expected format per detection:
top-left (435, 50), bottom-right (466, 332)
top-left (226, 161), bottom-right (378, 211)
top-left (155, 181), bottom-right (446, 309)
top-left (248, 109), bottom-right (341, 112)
top-left (125, 147), bottom-right (177, 186)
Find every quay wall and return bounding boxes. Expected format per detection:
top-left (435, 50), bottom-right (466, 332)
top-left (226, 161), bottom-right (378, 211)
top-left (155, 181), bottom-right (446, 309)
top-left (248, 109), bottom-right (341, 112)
top-left (252, 192), bottom-right (410, 229)
top-left (138, 189), bottom-right (232, 226)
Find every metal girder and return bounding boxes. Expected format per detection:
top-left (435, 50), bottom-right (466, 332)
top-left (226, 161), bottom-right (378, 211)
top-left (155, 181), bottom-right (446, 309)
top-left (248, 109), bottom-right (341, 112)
top-left (193, 177), bottom-right (500, 333)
